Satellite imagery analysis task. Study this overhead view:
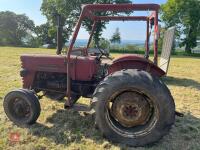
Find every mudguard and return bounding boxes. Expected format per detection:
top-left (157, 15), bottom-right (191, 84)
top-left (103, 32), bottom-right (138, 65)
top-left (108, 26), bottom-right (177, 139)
top-left (108, 54), bottom-right (165, 77)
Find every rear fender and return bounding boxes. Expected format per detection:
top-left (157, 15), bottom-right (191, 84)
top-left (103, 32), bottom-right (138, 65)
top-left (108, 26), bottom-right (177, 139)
top-left (108, 55), bottom-right (165, 77)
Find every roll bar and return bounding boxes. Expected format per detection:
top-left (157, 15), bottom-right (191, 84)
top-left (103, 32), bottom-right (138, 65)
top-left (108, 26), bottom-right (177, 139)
top-left (66, 4), bottom-right (160, 106)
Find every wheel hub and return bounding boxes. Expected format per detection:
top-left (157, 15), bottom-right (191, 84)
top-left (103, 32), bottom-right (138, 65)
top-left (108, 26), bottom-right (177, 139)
top-left (123, 105), bottom-right (139, 119)
top-left (111, 92), bottom-right (151, 128)
top-left (13, 98), bottom-right (30, 118)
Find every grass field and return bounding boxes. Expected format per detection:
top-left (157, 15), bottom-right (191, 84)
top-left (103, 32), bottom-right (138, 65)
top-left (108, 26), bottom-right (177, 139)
top-left (0, 47), bottom-right (200, 150)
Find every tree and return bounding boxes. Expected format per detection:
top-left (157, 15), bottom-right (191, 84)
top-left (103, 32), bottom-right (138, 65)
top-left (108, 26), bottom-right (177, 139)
top-left (90, 38), bottom-right (111, 49)
top-left (0, 11), bottom-right (18, 46)
top-left (41, 0), bottom-right (131, 46)
top-left (24, 34), bottom-right (41, 48)
top-left (161, 0), bottom-right (200, 53)
top-left (158, 27), bottom-right (166, 50)
top-left (0, 11), bottom-right (35, 47)
top-left (35, 23), bottom-right (56, 46)
top-left (110, 28), bottom-right (121, 44)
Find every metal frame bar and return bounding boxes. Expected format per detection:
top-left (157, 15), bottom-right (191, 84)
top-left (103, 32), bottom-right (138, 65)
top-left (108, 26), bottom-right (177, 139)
top-left (83, 4), bottom-right (160, 12)
top-left (94, 16), bottom-right (148, 21)
top-left (145, 19), bottom-right (150, 58)
top-left (66, 12), bottom-right (84, 106)
top-left (66, 4), bottom-right (160, 106)
top-left (153, 11), bottom-right (159, 65)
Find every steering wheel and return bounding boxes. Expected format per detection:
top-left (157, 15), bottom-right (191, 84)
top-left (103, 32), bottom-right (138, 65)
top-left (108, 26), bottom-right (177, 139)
top-left (96, 45), bottom-right (113, 60)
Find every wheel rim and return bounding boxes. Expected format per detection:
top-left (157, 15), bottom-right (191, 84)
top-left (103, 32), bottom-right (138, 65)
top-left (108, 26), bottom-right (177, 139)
top-left (111, 92), bottom-right (151, 128)
top-left (9, 97), bottom-right (31, 121)
top-left (106, 90), bottom-right (158, 138)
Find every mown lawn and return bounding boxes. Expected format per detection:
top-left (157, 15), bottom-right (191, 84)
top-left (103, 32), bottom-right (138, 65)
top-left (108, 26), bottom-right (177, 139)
top-left (0, 47), bottom-right (200, 150)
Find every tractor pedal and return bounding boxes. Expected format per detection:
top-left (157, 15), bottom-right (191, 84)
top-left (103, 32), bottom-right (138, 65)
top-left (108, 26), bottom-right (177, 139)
top-left (175, 111), bottom-right (184, 117)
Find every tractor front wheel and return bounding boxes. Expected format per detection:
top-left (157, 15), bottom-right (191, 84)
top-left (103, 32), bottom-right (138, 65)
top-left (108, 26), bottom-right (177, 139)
top-left (93, 69), bottom-right (175, 146)
top-left (3, 89), bottom-right (41, 127)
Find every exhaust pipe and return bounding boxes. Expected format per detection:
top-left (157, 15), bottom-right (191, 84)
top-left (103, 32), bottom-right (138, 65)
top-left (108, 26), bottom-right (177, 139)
top-left (56, 14), bottom-right (63, 55)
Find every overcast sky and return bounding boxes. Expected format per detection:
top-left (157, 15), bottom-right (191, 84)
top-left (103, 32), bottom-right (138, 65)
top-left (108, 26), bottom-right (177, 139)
top-left (0, 0), bottom-right (167, 41)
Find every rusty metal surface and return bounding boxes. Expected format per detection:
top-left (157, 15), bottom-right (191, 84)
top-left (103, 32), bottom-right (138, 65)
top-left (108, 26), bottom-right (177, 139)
top-left (153, 11), bottom-right (159, 65)
top-left (145, 19), bottom-right (150, 58)
top-left (82, 4), bottom-right (160, 13)
top-left (20, 54), bottom-right (99, 89)
top-left (108, 54), bottom-right (165, 77)
top-left (65, 4), bottom-right (160, 104)
top-left (20, 4), bottom-right (161, 107)
top-left (94, 16), bottom-right (148, 21)
top-left (111, 92), bottom-right (151, 128)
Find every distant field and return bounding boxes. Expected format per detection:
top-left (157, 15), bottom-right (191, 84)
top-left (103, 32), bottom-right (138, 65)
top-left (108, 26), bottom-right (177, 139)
top-left (0, 47), bottom-right (200, 150)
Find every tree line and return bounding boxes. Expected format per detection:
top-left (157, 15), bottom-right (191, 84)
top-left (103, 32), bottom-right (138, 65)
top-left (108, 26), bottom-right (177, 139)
top-left (0, 0), bottom-right (199, 53)
top-left (0, 11), bottom-right (56, 48)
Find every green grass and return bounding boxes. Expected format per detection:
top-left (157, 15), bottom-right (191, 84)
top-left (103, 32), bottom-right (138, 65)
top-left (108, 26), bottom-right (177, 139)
top-left (0, 47), bottom-right (200, 150)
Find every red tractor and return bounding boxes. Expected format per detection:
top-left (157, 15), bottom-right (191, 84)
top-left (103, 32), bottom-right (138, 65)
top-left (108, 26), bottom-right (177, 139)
top-left (4, 4), bottom-right (176, 146)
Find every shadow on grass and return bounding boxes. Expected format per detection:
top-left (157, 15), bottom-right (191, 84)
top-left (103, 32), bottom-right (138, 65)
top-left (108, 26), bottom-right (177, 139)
top-left (163, 76), bottom-right (200, 90)
top-left (29, 108), bottom-right (104, 146)
top-left (164, 113), bottom-right (200, 148)
top-left (26, 76), bottom-right (200, 148)
top-left (27, 107), bottom-right (200, 149)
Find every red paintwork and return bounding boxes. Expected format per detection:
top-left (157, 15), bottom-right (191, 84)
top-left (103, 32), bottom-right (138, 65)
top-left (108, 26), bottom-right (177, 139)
top-left (66, 4), bottom-right (160, 101)
top-left (21, 54), bottom-right (99, 88)
top-left (109, 55), bottom-right (165, 77)
top-left (19, 4), bottom-right (161, 105)
top-left (94, 16), bottom-right (148, 21)
top-left (21, 54), bottom-right (165, 89)
top-left (82, 4), bottom-right (160, 12)
top-left (146, 19), bottom-right (150, 57)
top-left (68, 4), bottom-right (160, 63)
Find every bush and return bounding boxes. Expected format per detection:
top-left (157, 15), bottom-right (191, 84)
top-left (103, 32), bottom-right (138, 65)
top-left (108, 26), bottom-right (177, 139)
top-left (125, 44), bottom-right (138, 51)
top-left (89, 38), bottom-right (110, 49)
top-left (110, 44), bottom-right (145, 54)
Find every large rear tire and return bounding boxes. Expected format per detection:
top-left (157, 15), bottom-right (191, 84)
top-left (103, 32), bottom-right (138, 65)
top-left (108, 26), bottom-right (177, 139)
top-left (3, 89), bottom-right (41, 127)
top-left (92, 69), bottom-right (175, 146)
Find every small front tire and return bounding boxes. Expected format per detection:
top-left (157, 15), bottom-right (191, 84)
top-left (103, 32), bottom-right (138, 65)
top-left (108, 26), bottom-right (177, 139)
top-left (3, 89), bottom-right (41, 127)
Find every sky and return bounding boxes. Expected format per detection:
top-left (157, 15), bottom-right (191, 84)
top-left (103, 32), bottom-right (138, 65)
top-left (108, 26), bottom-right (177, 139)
top-left (0, 0), bottom-right (167, 41)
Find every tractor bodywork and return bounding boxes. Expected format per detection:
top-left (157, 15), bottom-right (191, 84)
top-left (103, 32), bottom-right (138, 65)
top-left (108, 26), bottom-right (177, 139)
top-left (20, 53), bottom-right (165, 98)
top-left (21, 54), bottom-right (99, 97)
top-left (4, 4), bottom-right (177, 147)
top-left (20, 3), bottom-right (163, 102)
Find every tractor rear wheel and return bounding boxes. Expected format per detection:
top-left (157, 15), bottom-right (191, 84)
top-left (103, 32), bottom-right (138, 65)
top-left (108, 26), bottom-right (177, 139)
top-left (93, 69), bottom-right (175, 146)
top-left (3, 89), bottom-right (41, 127)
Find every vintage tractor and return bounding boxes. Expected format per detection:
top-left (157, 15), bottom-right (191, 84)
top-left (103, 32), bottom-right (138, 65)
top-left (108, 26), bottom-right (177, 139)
top-left (3, 4), bottom-right (176, 146)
